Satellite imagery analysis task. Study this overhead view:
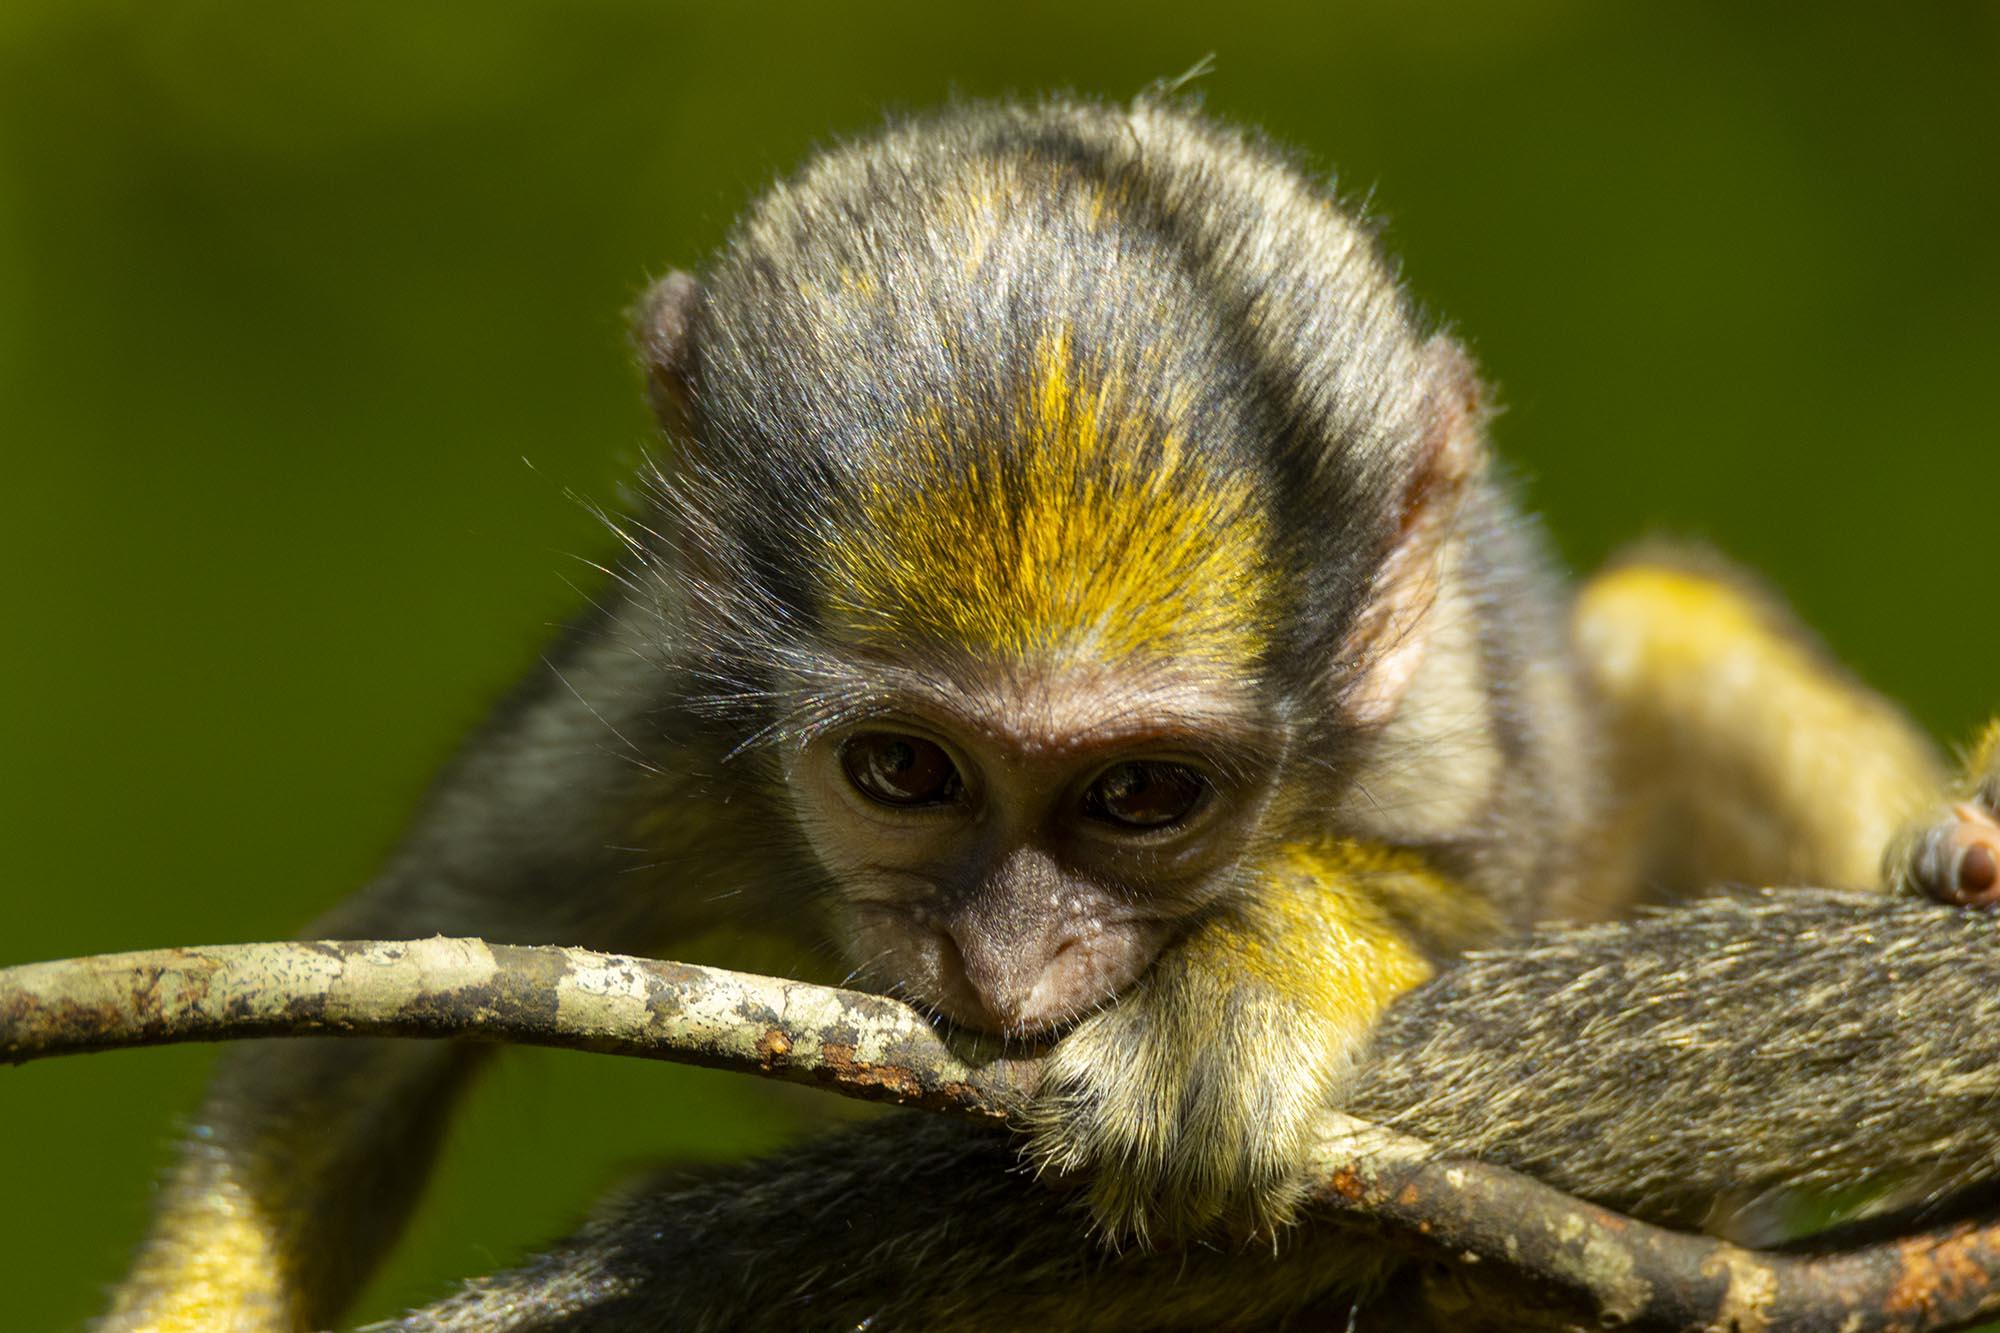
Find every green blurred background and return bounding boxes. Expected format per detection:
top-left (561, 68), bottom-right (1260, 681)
top-left (2, 2), bottom-right (1995, 1326)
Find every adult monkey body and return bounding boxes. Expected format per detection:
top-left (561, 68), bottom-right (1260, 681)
top-left (105, 97), bottom-right (1990, 1331)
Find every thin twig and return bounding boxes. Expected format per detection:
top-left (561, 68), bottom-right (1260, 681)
top-left (0, 938), bottom-right (1039, 1117)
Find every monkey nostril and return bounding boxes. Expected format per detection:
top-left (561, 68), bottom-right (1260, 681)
top-left (945, 936), bottom-right (1101, 1036)
top-left (932, 929), bottom-right (1033, 1032)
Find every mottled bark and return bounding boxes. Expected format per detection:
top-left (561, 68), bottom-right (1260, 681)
top-left (0, 939), bottom-right (1038, 1117)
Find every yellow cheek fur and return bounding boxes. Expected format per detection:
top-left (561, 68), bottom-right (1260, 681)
top-left (820, 330), bottom-right (1271, 666)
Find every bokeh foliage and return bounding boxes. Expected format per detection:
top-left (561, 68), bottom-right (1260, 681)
top-left (1, 3), bottom-right (1994, 1326)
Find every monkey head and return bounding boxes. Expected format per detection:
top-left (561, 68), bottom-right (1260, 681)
top-left (629, 104), bottom-right (1482, 1038)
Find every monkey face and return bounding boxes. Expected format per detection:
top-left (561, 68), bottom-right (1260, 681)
top-left (783, 659), bottom-right (1283, 1037)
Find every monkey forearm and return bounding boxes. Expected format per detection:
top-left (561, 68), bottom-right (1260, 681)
top-left (104, 613), bottom-right (721, 1331)
top-left (106, 1040), bottom-right (483, 1333)
top-left (1024, 838), bottom-right (1453, 1239)
top-left (1574, 561), bottom-right (1945, 898)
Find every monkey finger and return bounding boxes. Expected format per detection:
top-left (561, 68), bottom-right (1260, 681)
top-left (1895, 802), bottom-right (2000, 907)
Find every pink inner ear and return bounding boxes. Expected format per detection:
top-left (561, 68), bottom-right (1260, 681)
top-left (1339, 335), bottom-right (1486, 728)
top-left (1338, 547), bottom-right (1442, 729)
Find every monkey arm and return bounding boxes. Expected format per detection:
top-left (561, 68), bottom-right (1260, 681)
top-left (375, 891), bottom-right (2000, 1333)
top-left (1575, 557), bottom-right (1946, 899)
top-left (105, 1035), bottom-right (480, 1333)
top-left (1889, 721), bottom-right (2000, 907)
top-left (1022, 838), bottom-right (1474, 1242)
top-left (101, 609), bottom-right (744, 1333)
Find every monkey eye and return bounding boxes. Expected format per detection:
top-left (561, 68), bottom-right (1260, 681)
top-left (840, 732), bottom-right (964, 808)
top-left (1082, 761), bottom-right (1210, 831)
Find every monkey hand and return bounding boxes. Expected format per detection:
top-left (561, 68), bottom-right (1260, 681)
top-left (1023, 852), bottom-right (1434, 1245)
top-left (1890, 722), bottom-right (2000, 906)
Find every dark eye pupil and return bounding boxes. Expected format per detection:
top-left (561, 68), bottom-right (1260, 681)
top-left (1086, 762), bottom-right (1206, 829)
top-left (841, 733), bottom-right (961, 807)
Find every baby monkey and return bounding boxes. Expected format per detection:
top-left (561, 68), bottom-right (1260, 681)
top-left (106, 96), bottom-right (1977, 1332)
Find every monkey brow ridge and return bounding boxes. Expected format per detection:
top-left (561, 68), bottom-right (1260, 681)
top-left (819, 328), bottom-right (1273, 666)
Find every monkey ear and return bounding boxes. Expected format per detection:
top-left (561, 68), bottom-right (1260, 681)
top-left (633, 270), bottom-right (704, 435)
top-left (1407, 334), bottom-right (1488, 508)
top-left (1338, 334), bottom-right (1489, 727)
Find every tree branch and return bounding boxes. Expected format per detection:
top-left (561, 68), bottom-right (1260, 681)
top-left (5, 935), bottom-right (2000, 1332)
top-left (0, 938), bottom-right (1039, 1117)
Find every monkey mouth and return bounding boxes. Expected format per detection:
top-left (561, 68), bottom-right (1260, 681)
top-left (920, 969), bottom-right (1073, 1040)
top-left (928, 997), bottom-right (1077, 1047)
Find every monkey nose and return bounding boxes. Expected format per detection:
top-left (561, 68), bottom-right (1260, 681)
top-left (944, 930), bottom-right (1079, 1035)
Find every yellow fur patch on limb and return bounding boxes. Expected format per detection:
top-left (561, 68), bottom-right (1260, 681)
top-left (1026, 835), bottom-right (1454, 1241)
top-left (1191, 838), bottom-right (1442, 1035)
top-left (1966, 718), bottom-right (2000, 783)
top-left (1311, 835), bottom-right (1508, 956)
top-left (821, 330), bottom-right (1272, 664)
top-left (105, 1160), bottom-right (302, 1333)
top-left (1574, 563), bottom-right (1944, 891)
